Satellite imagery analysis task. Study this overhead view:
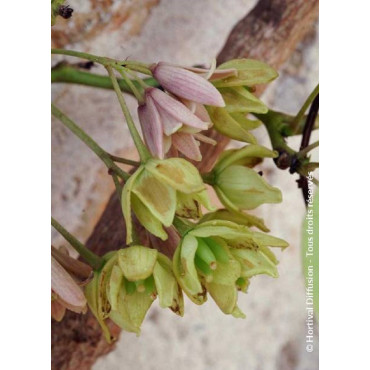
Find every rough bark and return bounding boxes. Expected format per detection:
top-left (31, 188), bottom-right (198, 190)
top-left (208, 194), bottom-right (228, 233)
top-left (51, 1), bottom-right (319, 368)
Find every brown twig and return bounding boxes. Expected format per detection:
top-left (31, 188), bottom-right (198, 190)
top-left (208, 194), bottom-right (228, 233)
top-left (297, 94), bottom-right (319, 205)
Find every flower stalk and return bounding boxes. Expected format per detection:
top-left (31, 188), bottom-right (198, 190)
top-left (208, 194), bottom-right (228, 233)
top-left (51, 217), bottom-right (104, 270)
top-left (51, 48), bottom-right (152, 75)
top-left (106, 66), bottom-right (152, 163)
top-left (290, 84), bottom-right (319, 134)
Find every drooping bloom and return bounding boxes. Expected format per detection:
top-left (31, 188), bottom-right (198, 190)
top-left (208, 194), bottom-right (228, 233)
top-left (121, 157), bottom-right (214, 244)
top-left (172, 219), bottom-right (288, 317)
top-left (150, 62), bottom-right (226, 107)
top-left (85, 246), bottom-right (183, 341)
top-left (138, 87), bottom-right (214, 161)
top-left (51, 246), bottom-right (92, 321)
top-left (205, 144), bottom-right (282, 211)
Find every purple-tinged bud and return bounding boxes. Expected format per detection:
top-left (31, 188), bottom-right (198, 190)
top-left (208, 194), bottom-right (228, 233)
top-left (151, 62), bottom-right (225, 107)
top-left (138, 97), bottom-right (164, 159)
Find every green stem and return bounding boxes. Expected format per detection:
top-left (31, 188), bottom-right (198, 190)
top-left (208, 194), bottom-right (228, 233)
top-left (51, 49), bottom-right (112, 65)
top-left (51, 49), bottom-right (152, 75)
top-left (298, 140), bottom-right (319, 157)
top-left (291, 84), bottom-right (319, 134)
top-left (108, 154), bottom-right (140, 166)
top-left (51, 217), bottom-right (104, 270)
top-left (202, 172), bottom-right (216, 185)
top-left (51, 104), bottom-right (129, 180)
top-left (115, 67), bottom-right (144, 103)
top-left (173, 217), bottom-right (193, 237)
top-left (106, 66), bottom-right (151, 162)
top-left (256, 111), bottom-right (295, 157)
top-left (51, 64), bottom-right (159, 92)
top-left (111, 173), bottom-right (123, 201)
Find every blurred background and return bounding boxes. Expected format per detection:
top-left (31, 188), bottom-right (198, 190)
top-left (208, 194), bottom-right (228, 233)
top-left (51, 0), bottom-right (318, 369)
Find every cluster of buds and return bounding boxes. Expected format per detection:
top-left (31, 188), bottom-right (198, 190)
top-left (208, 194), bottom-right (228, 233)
top-left (85, 246), bottom-right (183, 341)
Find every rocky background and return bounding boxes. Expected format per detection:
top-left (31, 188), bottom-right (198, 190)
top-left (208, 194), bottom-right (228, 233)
top-left (51, 1), bottom-right (319, 369)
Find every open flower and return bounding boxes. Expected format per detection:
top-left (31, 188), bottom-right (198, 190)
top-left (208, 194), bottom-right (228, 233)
top-left (121, 157), bottom-right (214, 244)
top-left (206, 144), bottom-right (282, 211)
top-left (138, 87), bottom-right (214, 160)
top-left (85, 246), bottom-right (183, 341)
top-left (51, 246), bottom-right (92, 321)
top-left (172, 220), bottom-right (288, 317)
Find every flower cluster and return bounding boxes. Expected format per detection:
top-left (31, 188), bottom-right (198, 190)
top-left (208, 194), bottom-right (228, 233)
top-left (53, 56), bottom-right (289, 340)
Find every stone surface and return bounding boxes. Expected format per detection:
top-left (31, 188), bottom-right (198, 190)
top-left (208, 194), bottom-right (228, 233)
top-left (51, 1), bottom-right (319, 369)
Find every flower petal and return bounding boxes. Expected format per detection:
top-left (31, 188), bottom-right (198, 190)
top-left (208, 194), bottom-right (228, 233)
top-left (214, 59), bottom-right (278, 87)
top-left (118, 246), bottom-right (158, 281)
top-left (230, 248), bottom-right (279, 278)
top-left (51, 300), bottom-right (66, 322)
top-left (206, 282), bottom-right (238, 315)
top-left (131, 193), bottom-right (168, 240)
top-left (145, 158), bottom-right (205, 194)
top-left (152, 62), bottom-right (225, 107)
top-left (171, 132), bottom-right (202, 161)
top-left (216, 165), bottom-right (282, 209)
top-left (132, 169), bottom-right (176, 227)
top-left (121, 166), bottom-right (144, 244)
top-left (207, 107), bottom-right (257, 144)
top-left (138, 98), bottom-right (164, 158)
top-left (148, 88), bottom-right (209, 130)
top-left (173, 236), bottom-right (204, 302)
top-left (51, 256), bottom-right (87, 312)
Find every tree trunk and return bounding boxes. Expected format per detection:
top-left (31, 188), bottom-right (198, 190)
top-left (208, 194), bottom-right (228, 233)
top-left (51, 1), bottom-right (319, 368)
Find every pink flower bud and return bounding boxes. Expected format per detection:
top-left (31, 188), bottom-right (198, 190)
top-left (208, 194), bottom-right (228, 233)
top-left (151, 62), bottom-right (225, 107)
top-left (138, 96), bottom-right (164, 159)
top-left (51, 256), bottom-right (87, 314)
